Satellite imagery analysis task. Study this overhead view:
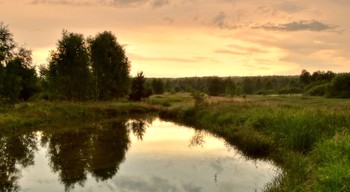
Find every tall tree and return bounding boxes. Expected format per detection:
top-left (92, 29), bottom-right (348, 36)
top-left (207, 76), bottom-right (225, 96)
top-left (326, 73), bottom-right (350, 98)
top-left (152, 79), bottom-right (164, 94)
top-left (0, 22), bottom-right (15, 66)
top-left (0, 23), bottom-right (38, 103)
top-left (129, 72), bottom-right (147, 101)
top-left (89, 31), bottom-right (130, 100)
top-left (47, 31), bottom-right (91, 100)
top-left (0, 22), bottom-right (16, 100)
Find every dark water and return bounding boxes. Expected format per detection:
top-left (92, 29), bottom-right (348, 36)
top-left (0, 117), bottom-right (279, 192)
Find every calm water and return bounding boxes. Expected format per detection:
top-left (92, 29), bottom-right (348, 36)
top-left (1, 117), bottom-right (279, 192)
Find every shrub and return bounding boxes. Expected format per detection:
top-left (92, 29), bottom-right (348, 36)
top-left (306, 84), bottom-right (328, 96)
top-left (326, 73), bottom-right (350, 98)
top-left (191, 92), bottom-right (208, 108)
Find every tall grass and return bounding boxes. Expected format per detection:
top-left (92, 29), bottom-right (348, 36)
top-left (0, 100), bottom-right (159, 132)
top-left (159, 95), bottom-right (350, 191)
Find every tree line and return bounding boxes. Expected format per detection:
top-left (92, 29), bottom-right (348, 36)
top-left (0, 22), bottom-right (152, 104)
top-left (157, 70), bottom-right (350, 98)
top-left (1, 21), bottom-right (350, 104)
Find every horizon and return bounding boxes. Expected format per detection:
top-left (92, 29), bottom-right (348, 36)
top-left (1, 0), bottom-right (349, 77)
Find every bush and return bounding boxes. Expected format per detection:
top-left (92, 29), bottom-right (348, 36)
top-left (306, 84), bottom-right (328, 96)
top-left (326, 73), bottom-right (350, 98)
top-left (191, 92), bottom-right (207, 108)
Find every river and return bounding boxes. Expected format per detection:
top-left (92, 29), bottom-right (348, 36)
top-left (0, 117), bottom-right (279, 191)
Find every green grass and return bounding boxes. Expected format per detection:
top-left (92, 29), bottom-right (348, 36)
top-left (158, 94), bottom-right (350, 191)
top-left (1, 93), bottom-right (349, 191)
top-left (0, 100), bottom-right (159, 133)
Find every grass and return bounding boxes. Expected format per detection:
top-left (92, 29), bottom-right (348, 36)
top-left (1, 93), bottom-right (349, 191)
top-left (157, 94), bottom-right (350, 191)
top-left (0, 100), bottom-right (159, 133)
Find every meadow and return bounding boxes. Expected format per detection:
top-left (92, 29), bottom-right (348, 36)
top-left (157, 93), bottom-right (350, 192)
top-left (0, 93), bottom-right (349, 191)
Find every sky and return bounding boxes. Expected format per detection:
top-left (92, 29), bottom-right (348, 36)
top-left (0, 0), bottom-right (349, 77)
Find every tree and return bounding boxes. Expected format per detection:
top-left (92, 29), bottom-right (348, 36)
top-left (47, 31), bottom-right (91, 100)
top-left (129, 72), bottom-right (148, 101)
top-left (152, 79), bottom-right (164, 94)
top-left (0, 22), bottom-right (16, 101)
top-left (326, 73), bottom-right (350, 98)
top-left (225, 78), bottom-right (237, 96)
top-left (0, 23), bottom-right (38, 103)
top-left (0, 22), bottom-right (15, 66)
top-left (300, 69), bottom-right (311, 85)
top-left (207, 76), bottom-right (225, 96)
top-left (89, 31), bottom-right (130, 100)
top-left (242, 77), bottom-right (254, 94)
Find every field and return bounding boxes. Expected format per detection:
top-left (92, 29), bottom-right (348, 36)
top-left (1, 93), bottom-right (349, 191)
top-left (156, 93), bottom-right (350, 192)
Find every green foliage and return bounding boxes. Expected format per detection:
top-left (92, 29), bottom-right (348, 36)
top-left (151, 79), bottom-right (164, 94)
top-left (0, 22), bottom-right (16, 66)
top-left (46, 31), bottom-right (91, 101)
top-left (159, 95), bottom-right (350, 191)
top-left (300, 69), bottom-right (311, 84)
top-left (89, 31), bottom-right (130, 100)
top-left (309, 134), bottom-right (350, 192)
top-left (0, 23), bottom-right (38, 104)
top-left (306, 83), bottom-right (327, 96)
top-left (278, 87), bottom-right (303, 95)
top-left (207, 76), bottom-right (225, 96)
top-left (129, 72), bottom-right (148, 101)
top-left (191, 92), bottom-right (207, 108)
top-left (326, 73), bottom-right (350, 98)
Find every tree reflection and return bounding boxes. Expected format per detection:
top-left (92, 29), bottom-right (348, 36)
top-left (129, 120), bottom-right (147, 140)
top-left (0, 133), bottom-right (38, 192)
top-left (0, 117), bottom-right (152, 191)
top-left (189, 130), bottom-right (205, 148)
top-left (44, 118), bottom-right (152, 190)
top-left (47, 129), bottom-right (91, 191)
top-left (89, 121), bottom-right (130, 181)
top-left (128, 116), bottom-right (154, 141)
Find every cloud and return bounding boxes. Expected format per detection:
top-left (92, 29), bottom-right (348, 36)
top-left (212, 12), bottom-right (227, 29)
top-left (211, 11), bottom-right (244, 30)
top-left (130, 54), bottom-right (201, 63)
top-left (253, 20), bottom-right (339, 32)
top-left (215, 44), bottom-right (267, 56)
top-left (182, 183), bottom-right (202, 192)
top-left (112, 176), bottom-right (178, 192)
top-left (275, 1), bottom-right (305, 13)
top-left (30, 0), bottom-right (169, 8)
top-left (151, 0), bottom-right (169, 8)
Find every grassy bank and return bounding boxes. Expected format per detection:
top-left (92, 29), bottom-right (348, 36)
top-left (0, 100), bottom-right (159, 133)
top-left (1, 94), bottom-right (349, 191)
top-left (158, 94), bottom-right (350, 191)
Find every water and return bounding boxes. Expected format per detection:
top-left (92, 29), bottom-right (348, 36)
top-left (0, 117), bottom-right (279, 192)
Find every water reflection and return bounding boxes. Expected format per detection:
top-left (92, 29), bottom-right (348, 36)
top-left (1, 117), bottom-right (279, 192)
top-left (189, 130), bottom-right (205, 148)
top-left (0, 133), bottom-right (37, 192)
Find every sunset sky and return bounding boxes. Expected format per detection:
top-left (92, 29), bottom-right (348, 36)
top-left (1, 0), bottom-right (349, 77)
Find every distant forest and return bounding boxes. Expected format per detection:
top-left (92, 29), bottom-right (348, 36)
top-left (153, 69), bottom-right (347, 98)
top-left (1, 22), bottom-right (350, 105)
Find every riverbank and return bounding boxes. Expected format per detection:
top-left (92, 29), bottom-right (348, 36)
top-left (158, 94), bottom-right (350, 192)
top-left (1, 94), bottom-right (349, 191)
top-left (0, 100), bottom-right (159, 134)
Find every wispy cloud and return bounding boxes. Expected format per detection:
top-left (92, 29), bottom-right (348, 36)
top-left (151, 0), bottom-right (169, 8)
top-left (253, 20), bottom-right (339, 32)
top-left (215, 44), bottom-right (267, 56)
top-left (275, 1), bottom-right (305, 13)
top-left (30, 0), bottom-right (169, 8)
top-left (212, 12), bottom-right (227, 29)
